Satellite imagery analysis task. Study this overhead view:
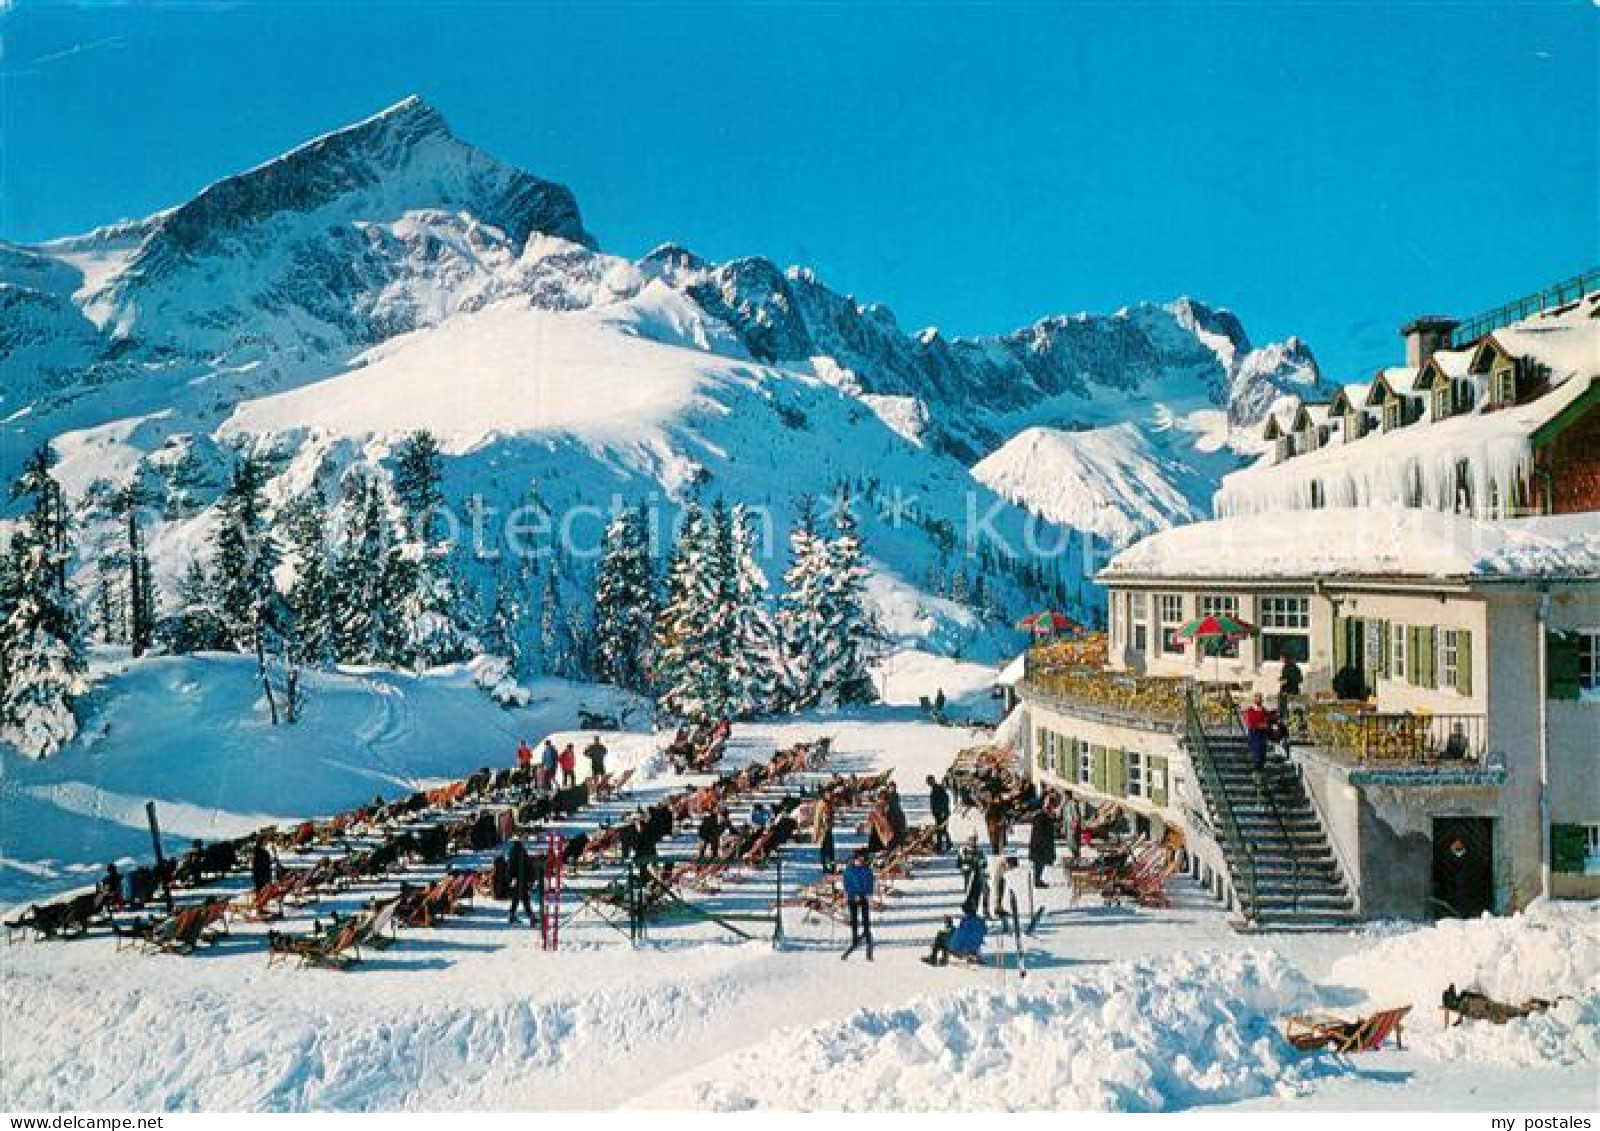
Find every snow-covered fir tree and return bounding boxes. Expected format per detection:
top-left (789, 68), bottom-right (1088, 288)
top-left (593, 503), bottom-right (657, 693)
top-left (112, 483), bottom-right (157, 658)
top-left (725, 503), bottom-right (781, 716)
top-left (776, 496), bottom-right (833, 709)
top-left (210, 454), bottom-right (278, 652)
top-left (161, 559), bottom-right (227, 653)
top-left (822, 489), bottom-right (879, 705)
top-left (282, 485), bottom-right (337, 666)
top-left (332, 471), bottom-right (394, 664)
top-left (0, 447), bottom-right (87, 758)
top-left (654, 500), bottom-right (732, 720)
top-left (388, 431), bottom-right (463, 668)
top-left (778, 491), bottom-right (879, 708)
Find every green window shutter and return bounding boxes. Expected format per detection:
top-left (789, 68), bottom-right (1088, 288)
top-left (1149, 755), bottom-right (1169, 807)
top-left (1455, 631), bottom-right (1473, 696)
top-left (1552, 824), bottom-right (1587, 873)
top-left (1108, 749), bottom-right (1127, 798)
top-left (1376, 620), bottom-right (1390, 679)
top-left (1333, 614), bottom-right (1348, 671)
top-left (1092, 746), bottom-right (1108, 793)
top-left (1548, 631), bottom-right (1582, 701)
top-left (1407, 625), bottom-right (1422, 685)
top-left (1420, 626), bottom-right (1437, 689)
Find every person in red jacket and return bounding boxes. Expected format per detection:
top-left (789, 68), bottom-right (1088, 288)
top-left (1242, 693), bottom-right (1276, 772)
top-left (558, 743), bottom-right (577, 788)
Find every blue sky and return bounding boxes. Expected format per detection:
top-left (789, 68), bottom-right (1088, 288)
top-left (2, 1), bottom-right (1594, 379)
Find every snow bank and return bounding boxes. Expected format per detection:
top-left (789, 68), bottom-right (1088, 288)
top-left (639, 950), bottom-right (1341, 1111)
top-left (1101, 507), bottom-right (1600, 581)
top-left (1327, 902), bottom-right (1600, 1068)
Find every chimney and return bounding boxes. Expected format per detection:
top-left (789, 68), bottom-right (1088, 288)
top-left (1399, 315), bottom-right (1459, 368)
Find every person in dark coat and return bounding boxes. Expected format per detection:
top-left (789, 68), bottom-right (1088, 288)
top-left (696, 809), bottom-right (725, 865)
top-left (251, 837), bottom-right (275, 892)
top-left (584, 736), bottom-right (608, 781)
top-left (926, 775), bottom-right (952, 852)
top-left (1028, 803), bottom-right (1058, 887)
top-left (885, 784), bottom-right (908, 846)
top-left (507, 838), bottom-right (536, 925)
top-left (984, 798), bottom-right (1009, 853)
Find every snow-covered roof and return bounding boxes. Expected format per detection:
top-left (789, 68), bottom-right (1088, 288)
top-left (1292, 403), bottom-right (1331, 429)
top-left (996, 652), bottom-right (1027, 687)
top-left (1366, 367), bottom-right (1423, 406)
top-left (1218, 371), bottom-right (1595, 518)
top-left (1481, 315), bottom-right (1597, 381)
top-left (1100, 508), bottom-right (1600, 583)
top-left (1328, 383), bottom-right (1371, 416)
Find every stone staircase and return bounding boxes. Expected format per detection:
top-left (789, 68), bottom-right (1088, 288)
top-left (1190, 728), bottom-right (1359, 932)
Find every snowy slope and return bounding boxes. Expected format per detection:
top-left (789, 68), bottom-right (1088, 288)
top-left (972, 421), bottom-right (1233, 545)
top-left (0, 651), bottom-right (647, 906)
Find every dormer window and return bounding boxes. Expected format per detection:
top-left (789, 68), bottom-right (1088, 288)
top-left (1344, 413), bottom-right (1364, 442)
top-left (1493, 366), bottom-right (1516, 406)
top-left (1433, 386), bottom-right (1451, 421)
top-left (1275, 436), bottom-right (1291, 462)
top-left (1383, 401), bottom-right (1403, 432)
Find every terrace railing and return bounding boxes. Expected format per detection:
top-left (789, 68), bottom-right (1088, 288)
top-left (1450, 268), bottom-right (1600, 348)
top-left (1302, 704), bottom-right (1488, 767)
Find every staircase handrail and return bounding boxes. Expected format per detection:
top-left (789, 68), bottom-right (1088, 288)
top-left (1183, 688), bottom-right (1256, 922)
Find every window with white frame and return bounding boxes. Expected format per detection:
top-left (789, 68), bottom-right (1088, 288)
top-left (1200, 594), bottom-right (1240, 657)
top-left (1260, 595), bottom-right (1310, 663)
top-left (1130, 592), bottom-right (1149, 654)
top-left (1579, 631), bottom-right (1599, 695)
top-left (1078, 742), bottom-right (1093, 786)
top-left (1158, 593), bottom-right (1185, 653)
top-left (1440, 629), bottom-right (1461, 691)
top-left (1126, 750), bottom-right (1145, 799)
top-left (1433, 386), bottom-right (1451, 421)
top-left (1392, 622), bottom-right (1408, 683)
top-left (1383, 400), bottom-right (1402, 432)
top-left (1494, 367), bottom-right (1516, 405)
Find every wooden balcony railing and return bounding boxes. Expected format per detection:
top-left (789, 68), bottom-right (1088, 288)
top-left (1301, 704), bottom-right (1488, 767)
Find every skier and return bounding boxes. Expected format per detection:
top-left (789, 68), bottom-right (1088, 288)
top-left (926, 774), bottom-right (952, 852)
top-left (751, 801), bottom-right (771, 830)
top-left (1028, 801), bottom-right (1058, 887)
top-left (516, 737), bottom-right (533, 773)
top-left (583, 735), bottom-right (608, 781)
top-left (558, 743), bottom-right (578, 789)
top-left (841, 849), bottom-right (875, 961)
top-left (993, 854), bottom-right (1020, 923)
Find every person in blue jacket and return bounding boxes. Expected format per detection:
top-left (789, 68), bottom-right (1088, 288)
top-left (841, 849), bottom-right (875, 960)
